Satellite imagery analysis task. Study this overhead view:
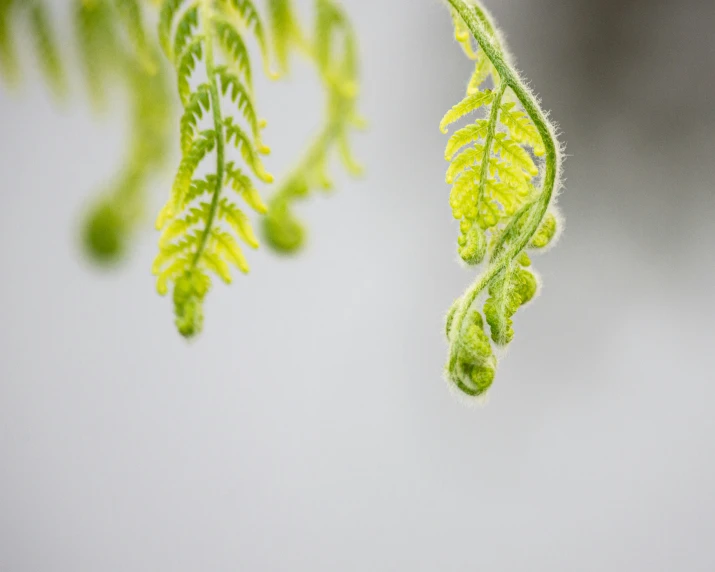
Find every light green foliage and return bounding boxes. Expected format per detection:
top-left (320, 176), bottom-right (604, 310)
top-left (114, 0), bottom-right (157, 75)
top-left (0, 1), bottom-right (16, 81)
top-left (263, 0), bottom-right (364, 254)
top-left (154, 0), bottom-right (272, 337)
top-left (266, 0), bottom-right (304, 73)
top-left (83, 57), bottom-right (171, 263)
top-left (0, 0), bottom-right (65, 94)
top-left (483, 260), bottom-right (537, 346)
top-left (30, 2), bottom-right (66, 95)
top-left (77, 0), bottom-right (171, 265)
top-left (74, 0), bottom-right (118, 108)
top-left (443, 0), bottom-right (563, 398)
top-left (0, 0), bottom-right (171, 264)
top-left (1, 0), bottom-right (362, 339)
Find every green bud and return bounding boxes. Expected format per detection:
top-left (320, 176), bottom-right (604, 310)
top-left (458, 224), bottom-right (487, 265)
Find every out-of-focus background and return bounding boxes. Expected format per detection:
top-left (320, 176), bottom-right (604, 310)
top-left (1, 0), bottom-right (714, 570)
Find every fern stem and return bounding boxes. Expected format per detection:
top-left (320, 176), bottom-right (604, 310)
top-left (192, 0), bottom-right (225, 269)
top-left (477, 81), bottom-right (506, 213)
top-left (444, 0), bottom-right (560, 348)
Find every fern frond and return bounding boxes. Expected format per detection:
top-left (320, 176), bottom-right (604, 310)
top-left (440, 89), bottom-right (494, 134)
top-left (215, 66), bottom-right (261, 139)
top-left (223, 116), bottom-right (271, 181)
top-left (0, 0), bottom-right (170, 264)
top-left (172, 4), bottom-right (199, 64)
top-left (82, 1), bottom-right (172, 264)
top-left (157, 129), bottom-right (216, 227)
top-left (179, 83), bottom-right (211, 154)
top-left (158, 0), bottom-right (185, 58)
top-left (30, 1), bottom-right (65, 96)
top-left (219, 197), bottom-right (260, 247)
top-left (445, 120), bottom-right (488, 161)
top-left (211, 228), bottom-right (249, 273)
top-left (0, 0), bottom-right (66, 95)
top-left (442, 0), bottom-right (564, 398)
top-left (266, 0), bottom-right (304, 74)
top-left (499, 101), bottom-right (545, 156)
top-left (466, 45), bottom-right (493, 95)
top-left (223, 0), bottom-right (271, 73)
top-left (176, 36), bottom-right (203, 104)
top-left (483, 260), bottom-right (537, 346)
top-left (114, 0), bottom-right (156, 73)
top-left (155, 0), bottom-right (273, 338)
top-left (75, 0), bottom-right (119, 108)
top-left (213, 17), bottom-right (252, 87)
top-left (451, 8), bottom-right (478, 60)
top-left (0, 0), bottom-right (18, 82)
top-left (491, 132), bottom-right (538, 177)
top-left (226, 162), bottom-right (268, 213)
top-left (264, 0), bottom-right (364, 254)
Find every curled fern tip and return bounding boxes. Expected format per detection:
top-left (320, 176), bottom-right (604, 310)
top-left (442, 0), bottom-right (564, 399)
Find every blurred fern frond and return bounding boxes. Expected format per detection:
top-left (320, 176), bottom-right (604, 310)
top-left (0, 0), bottom-right (66, 95)
top-left (153, 0), bottom-right (272, 337)
top-left (77, 0), bottom-right (172, 264)
top-left (262, 0), bottom-right (364, 254)
top-left (0, 0), bottom-right (364, 340)
top-left (442, 0), bottom-right (564, 399)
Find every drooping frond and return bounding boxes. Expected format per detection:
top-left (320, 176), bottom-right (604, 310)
top-left (0, 0), bottom-right (170, 265)
top-left (213, 18), bottom-right (252, 87)
top-left (74, 0), bottom-right (120, 108)
top-left (113, 0), bottom-right (157, 74)
top-left (215, 66), bottom-right (262, 141)
top-left (263, 0), bottom-right (364, 254)
top-left (0, 0), bottom-right (65, 95)
top-left (0, 0), bottom-right (18, 82)
top-left (223, 0), bottom-right (272, 75)
top-left (29, 1), bottom-right (65, 95)
top-left (77, 0), bottom-right (171, 264)
top-left (442, 0), bottom-right (564, 399)
top-left (266, 0), bottom-right (305, 74)
top-left (154, 0), bottom-right (272, 338)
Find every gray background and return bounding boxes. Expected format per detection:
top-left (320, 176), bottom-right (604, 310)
top-left (2, 0), bottom-right (715, 570)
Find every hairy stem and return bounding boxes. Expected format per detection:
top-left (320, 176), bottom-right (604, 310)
top-left (476, 81), bottom-right (506, 209)
top-left (445, 0), bottom-right (560, 352)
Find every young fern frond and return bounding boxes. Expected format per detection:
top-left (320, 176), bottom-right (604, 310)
top-left (0, 0), bottom-right (66, 96)
top-left (442, 0), bottom-right (564, 399)
top-left (154, 0), bottom-right (272, 338)
top-left (0, 0), bottom-right (169, 263)
top-left (263, 0), bottom-right (364, 254)
top-left (266, 0), bottom-right (305, 74)
top-left (80, 0), bottom-right (171, 263)
top-left (114, 0), bottom-right (158, 74)
top-left (0, 0), bottom-right (17, 82)
top-left (83, 63), bottom-right (171, 262)
top-left (74, 0), bottom-right (121, 109)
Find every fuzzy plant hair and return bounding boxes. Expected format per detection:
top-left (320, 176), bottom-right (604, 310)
top-left (442, 0), bottom-right (564, 398)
